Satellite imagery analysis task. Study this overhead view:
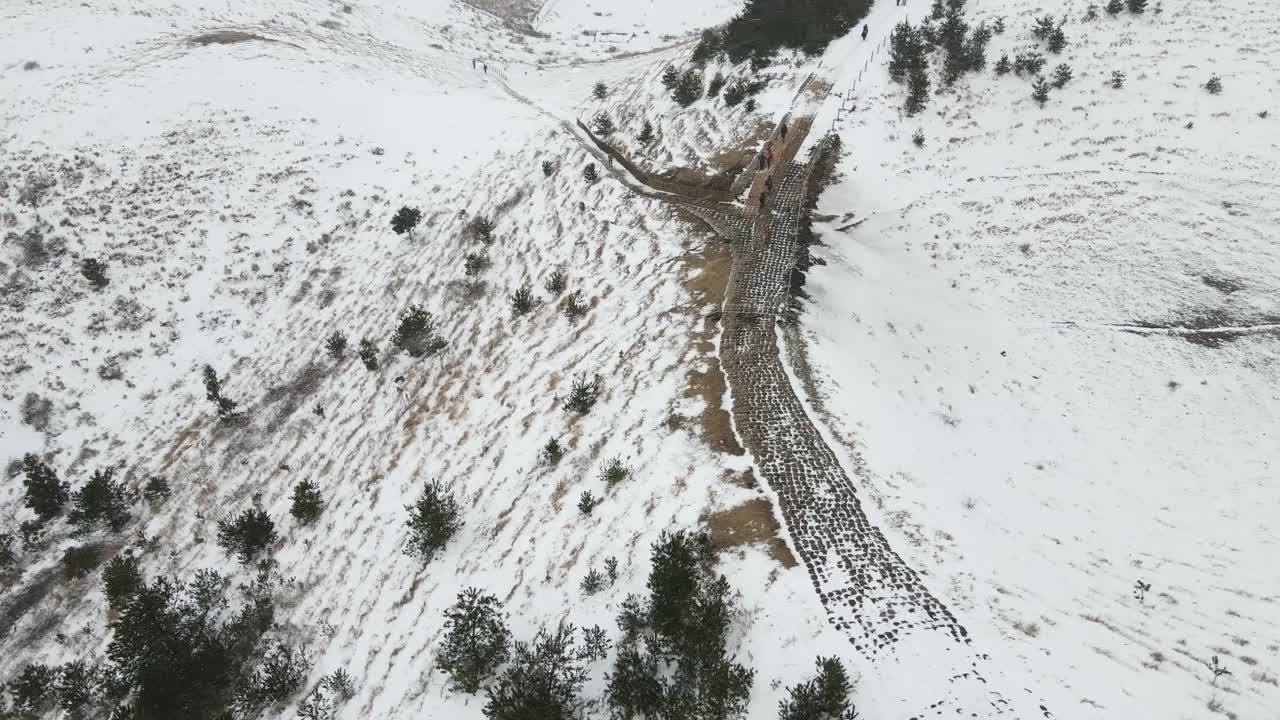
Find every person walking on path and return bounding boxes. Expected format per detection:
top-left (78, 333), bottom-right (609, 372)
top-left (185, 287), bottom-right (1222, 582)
top-left (483, 62), bottom-right (488, 74)
top-left (766, 148), bottom-right (774, 167)
top-left (862, 24), bottom-right (869, 40)
top-left (780, 120), bottom-right (788, 141)
top-left (765, 175), bottom-right (774, 195)
top-left (759, 193), bottom-right (767, 212)
top-left (758, 152), bottom-right (767, 171)
top-left (472, 58), bottom-right (476, 69)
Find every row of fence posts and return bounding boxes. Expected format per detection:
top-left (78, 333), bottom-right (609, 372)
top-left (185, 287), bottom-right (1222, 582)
top-left (828, 15), bottom-right (906, 135)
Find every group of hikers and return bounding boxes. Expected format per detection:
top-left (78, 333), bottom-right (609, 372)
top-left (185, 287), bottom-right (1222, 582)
top-left (754, 118), bottom-right (789, 212)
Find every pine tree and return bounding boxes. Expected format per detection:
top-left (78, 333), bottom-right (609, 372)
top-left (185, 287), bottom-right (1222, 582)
top-left (143, 476), bottom-right (171, 505)
top-left (888, 21), bottom-right (919, 82)
top-left (544, 269), bottom-right (567, 295)
top-left (605, 640), bottom-right (664, 718)
top-left (577, 491), bottom-right (597, 515)
top-left (484, 624), bottom-right (587, 720)
top-left (438, 588), bottom-right (511, 694)
top-left (21, 454), bottom-right (68, 522)
top-left (103, 552), bottom-right (143, 611)
top-left (290, 479), bottom-right (324, 525)
top-left (1047, 27), bottom-right (1067, 54)
top-left (217, 499), bottom-right (277, 563)
top-left (723, 80), bottom-right (746, 107)
top-left (392, 305), bottom-right (447, 358)
top-left (905, 65), bottom-right (931, 116)
top-left (660, 64), bottom-right (678, 89)
top-left (358, 338), bottom-right (379, 370)
top-left (1205, 74), bottom-right (1223, 94)
top-left (778, 656), bottom-right (857, 720)
top-left (540, 437), bottom-right (563, 465)
top-left (0, 534), bottom-right (16, 574)
top-left (405, 480), bottom-right (460, 562)
top-left (592, 81), bottom-right (608, 99)
top-left (325, 331), bottom-right (348, 360)
top-left (691, 29), bottom-right (722, 65)
top-left (591, 112), bottom-right (615, 136)
top-left (562, 374), bottom-right (601, 413)
top-left (1032, 15), bottom-right (1056, 40)
top-left (1032, 75), bottom-right (1051, 105)
top-left (390, 206), bottom-right (422, 239)
top-left (1127, 0), bottom-right (1147, 12)
top-left (1106, 0), bottom-right (1124, 14)
top-left (637, 120), bottom-right (654, 144)
top-left (580, 567), bottom-right (605, 595)
top-left (80, 257), bottom-right (109, 290)
top-left (912, 129), bottom-right (926, 147)
top-left (599, 457), bottom-right (631, 486)
top-left (672, 68), bottom-right (704, 107)
top-left (541, 159), bottom-right (555, 177)
top-left (707, 71), bottom-right (727, 97)
top-left (930, 0), bottom-right (945, 20)
top-left (201, 365), bottom-right (240, 423)
top-left (470, 216), bottom-right (496, 245)
top-left (1084, 4), bottom-right (1100, 21)
top-left (464, 252), bottom-right (491, 278)
top-left (1053, 63), bottom-right (1074, 88)
top-left (1111, 70), bottom-right (1127, 88)
top-left (993, 16), bottom-right (1006, 33)
top-left (583, 163), bottom-right (599, 184)
top-left (68, 467), bottom-right (132, 534)
top-left (509, 284), bottom-right (536, 317)
top-left (54, 660), bottom-right (98, 719)
top-left (995, 54), bottom-right (1012, 75)
top-left (563, 289), bottom-right (588, 319)
top-left (7, 663), bottom-right (57, 715)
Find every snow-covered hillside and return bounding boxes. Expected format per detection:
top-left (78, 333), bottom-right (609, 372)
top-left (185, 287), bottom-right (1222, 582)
top-left (3, 0), bottom-right (1278, 718)
top-left (797, 1), bottom-right (1280, 718)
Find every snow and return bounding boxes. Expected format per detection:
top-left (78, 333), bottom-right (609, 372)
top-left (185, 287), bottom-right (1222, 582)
top-left (4, 0), bottom-right (1279, 717)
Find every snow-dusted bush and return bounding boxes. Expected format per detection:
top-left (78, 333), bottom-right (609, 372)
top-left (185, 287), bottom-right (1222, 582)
top-left (6, 663), bottom-right (57, 715)
top-left (1053, 63), bottom-right (1074, 88)
top-left (1205, 74), bottom-right (1223, 94)
top-left (541, 159), bottom-right (555, 177)
top-left (539, 437), bottom-right (564, 465)
top-left (995, 53), bottom-right (1012, 75)
top-left (464, 251), bottom-right (491, 278)
top-left (80, 257), bottom-right (109, 290)
top-left (544, 268), bottom-right (567, 296)
top-left (1032, 76), bottom-right (1051, 105)
top-left (1111, 70), bottom-right (1127, 88)
top-left (563, 289), bottom-right (589, 319)
top-left (326, 330), bottom-right (347, 360)
top-left (599, 457), bottom-right (631, 486)
top-left (404, 481), bottom-right (460, 563)
top-left (592, 81), bottom-right (608, 99)
top-left (510, 284), bottom-right (537, 317)
top-left (577, 491), bottom-right (597, 515)
top-left (582, 162), bottom-right (599, 184)
top-left (591, 111), bottom-right (615, 136)
top-left (637, 120), bottom-right (654, 144)
top-left (358, 338), bottom-right (379, 370)
top-left (673, 68), bottom-right (704, 107)
top-left (469, 215), bottom-right (496, 245)
top-left (580, 567), bottom-right (606, 595)
top-left (202, 364), bottom-right (241, 423)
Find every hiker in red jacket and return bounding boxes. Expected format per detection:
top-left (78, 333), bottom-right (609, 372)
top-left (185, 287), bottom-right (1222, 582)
top-left (766, 148), bottom-right (774, 167)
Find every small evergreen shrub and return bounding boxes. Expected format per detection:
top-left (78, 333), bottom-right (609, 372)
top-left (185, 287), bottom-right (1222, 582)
top-left (358, 338), bottom-right (379, 370)
top-left (707, 72), bottom-right (727, 97)
top-left (1205, 74), bottom-right (1223, 94)
top-left (290, 479), bottom-right (324, 525)
top-left (54, 660), bottom-right (98, 719)
top-left (326, 331), bottom-right (348, 360)
top-left (637, 120), bottom-right (654, 144)
top-left (563, 289), bottom-right (588, 319)
top-left (1053, 63), bottom-right (1073, 88)
top-left (577, 491), bottom-right (597, 515)
top-left (392, 305), bottom-right (447, 358)
top-left (103, 552), bottom-right (143, 611)
top-left (993, 16), bottom-right (1006, 33)
top-left (321, 669), bottom-right (355, 701)
top-left (80, 257), bottom-right (109, 290)
top-left (1047, 27), bottom-right (1067, 53)
top-left (235, 643), bottom-right (309, 713)
top-left (1032, 76), bottom-right (1051, 105)
top-left (672, 68), bottom-right (704, 107)
top-left (581, 567), bottom-right (605, 595)
top-left (592, 81), bottom-right (608, 99)
top-left (592, 112), bottom-right (615, 136)
top-left (544, 269), bottom-right (567, 296)
top-left (470, 216), bottom-right (496, 245)
top-left (660, 64), bottom-right (678, 89)
top-left (744, 98), bottom-right (756, 112)
top-left (464, 252), bottom-right (491, 278)
top-left (599, 457), bottom-right (631, 486)
top-left (202, 364), bottom-right (241, 423)
top-left (439, 588), bottom-right (511, 694)
top-left (605, 556), bottom-right (618, 584)
top-left (510, 284), bottom-right (537, 317)
top-left (1032, 15), bottom-right (1056, 40)
top-left (1111, 70), bottom-right (1127, 88)
top-left (540, 437), bottom-right (564, 465)
top-left (7, 663), bottom-right (57, 715)
top-left (912, 129), bottom-right (925, 147)
top-left (691, 28), bottom-right (722, 65)
top-left (1127, 0), bottom-right (1147, 13)
top-left (580, 625), bottom-right (610, 662)
top-left (995, 54), bottom-right (1011, 75)
top-left (562, 374), bottom-right (602, 414)
top-left (217, 498), bottom-right (278, 563)
top-left (541, 159), bottom-right (555, 177)
top-left (1014, 51), bottom-right (1046, 75)
top-left (68, 466), bottom-right (132, 535)
top-left (723, 80), bottom-right (745, 107)
top-left (390, 206), bottom-right (422, 239)
top-left (583, 163), bottom-right (599, 184)
top-left (0, 534), bottom-right (16, 574)
top-left (1106, 0), bottom-right (1124, 14)
top-left (1084, 4), bottom-right (1099, 21)
top-left (405, 480), bottom-right (460, 563)
top-left (777, 656), bottom-right (857, 720)
top-left (142, 476), bottom-right (171, 505)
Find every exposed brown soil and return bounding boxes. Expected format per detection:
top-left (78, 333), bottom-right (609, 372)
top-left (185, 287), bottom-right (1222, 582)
top-left (705, 488), bottom-right (798, 568)
top-left (679, 233), bottom-right (743, 457)
top-left (189, 31), bottom-right (275, 46)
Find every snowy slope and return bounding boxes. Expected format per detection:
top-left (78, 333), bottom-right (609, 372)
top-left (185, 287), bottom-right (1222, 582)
top-left (796, 1), bottom-right (1280, 719)
top-left (2, 0), bottom-right (860, 718)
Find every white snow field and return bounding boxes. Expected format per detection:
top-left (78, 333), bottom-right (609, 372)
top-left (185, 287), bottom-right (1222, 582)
top-left (2, 0), bottom-right (1278, 718)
